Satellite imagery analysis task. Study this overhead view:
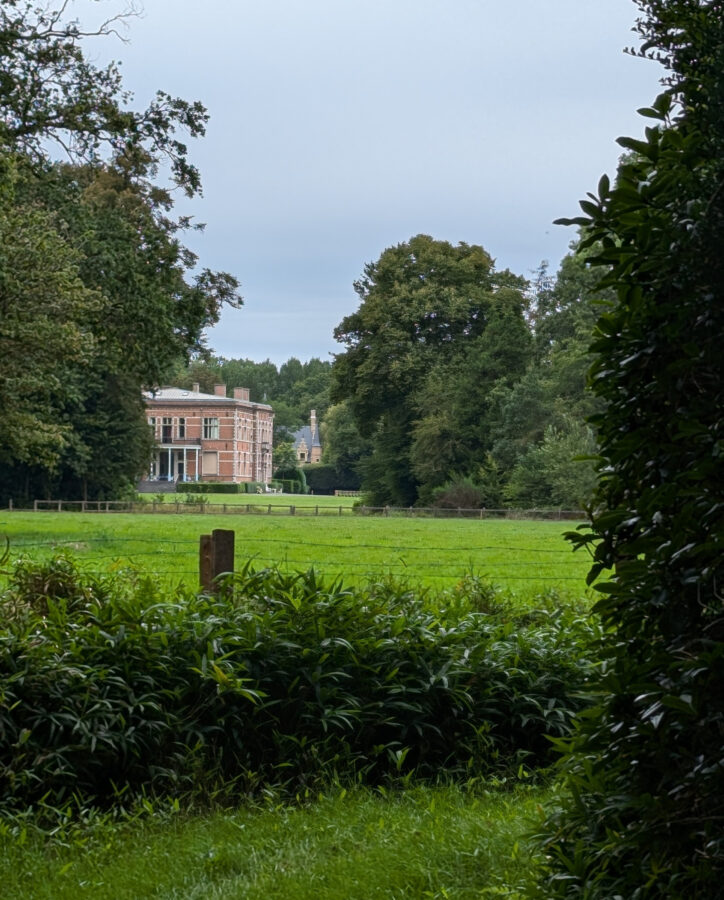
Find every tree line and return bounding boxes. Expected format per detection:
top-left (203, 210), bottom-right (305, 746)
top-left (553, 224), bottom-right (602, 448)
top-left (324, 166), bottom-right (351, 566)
top-left (0, 2), bottom-right (602, 510)
top-left (173, 235), bottom-right (607, 508)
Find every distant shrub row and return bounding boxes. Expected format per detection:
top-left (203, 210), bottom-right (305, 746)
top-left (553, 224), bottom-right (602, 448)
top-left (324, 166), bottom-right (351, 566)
top-left (175, 481), bottom-right (280, 495)
top-left (0, 554), bottom-right (597, 810)
top-left (303, 464), bottom-right (362, 495)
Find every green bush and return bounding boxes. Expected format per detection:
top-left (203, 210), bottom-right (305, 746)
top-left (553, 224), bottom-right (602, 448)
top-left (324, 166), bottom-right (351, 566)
top-left (535, 6), bottom-right (724, 897)
top-left (0, 554), bottom-right (596, 812)
top-left (275, 466), bottom-right (308, 494)
top-left (176, 482), bottom-right (241, 494)
top-left (304, 463), bottom-right (361, 495)
top-left (278, 478), bottom-right (302, 494)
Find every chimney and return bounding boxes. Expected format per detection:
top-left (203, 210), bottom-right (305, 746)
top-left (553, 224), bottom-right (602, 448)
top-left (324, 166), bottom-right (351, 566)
top-left (233, 387), bottom-right (250, 402)
top-left (310, 409), bottom-right (317, 439)
top-left (192, 382), bottom-right (200, 393)
top-left (214, 383), bottom-right (227, 397)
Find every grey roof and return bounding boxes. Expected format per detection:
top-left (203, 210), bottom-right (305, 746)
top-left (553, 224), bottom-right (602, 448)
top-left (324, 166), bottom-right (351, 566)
top-left (144, 387), bottom-right (272, 409)
top-left (292, 424), bottom-right (321, 448)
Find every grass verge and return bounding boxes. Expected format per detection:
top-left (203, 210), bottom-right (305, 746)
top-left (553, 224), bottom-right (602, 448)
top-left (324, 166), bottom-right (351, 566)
top-left (0, 785), bottom-right (549, 899)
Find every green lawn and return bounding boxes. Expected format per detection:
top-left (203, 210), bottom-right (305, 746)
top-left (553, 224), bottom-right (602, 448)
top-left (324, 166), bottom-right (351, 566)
top-left (0, 786), bottom-right (548, 899)
top-left (0, 512), bottom-right (578, 898)
top-left (0, 511), bottom-right (593, 598)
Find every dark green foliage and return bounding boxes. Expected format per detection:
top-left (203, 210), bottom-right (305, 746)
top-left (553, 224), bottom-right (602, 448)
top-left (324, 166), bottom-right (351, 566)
top-left (332, 235), bottom-right (531, 506)
top-left (274, 466), bottom-right (308, 494)
top-left (0, 3), bottom-right (239, 505)
top-left (536, 4), bottom-right (724, 897)
top-left (176, 482), bottom-right (241, 494)
top-left (320, 400), bottom-right (371, 487)
top-left (304, 463), bottom-right (361, 495)
top-left (0, 554), bottom-right (595, 812)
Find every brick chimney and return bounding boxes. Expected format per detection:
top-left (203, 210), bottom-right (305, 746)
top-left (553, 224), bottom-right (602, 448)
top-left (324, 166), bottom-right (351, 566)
top-left (213, 383), bottom-right (227, 397)
top-left (233, 387), bottom-right (250, 401)
top-left (310, 409), bottom-right (317, 439)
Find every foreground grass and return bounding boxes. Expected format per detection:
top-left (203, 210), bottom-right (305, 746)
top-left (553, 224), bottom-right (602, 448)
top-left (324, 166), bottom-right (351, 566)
top-left (0, 512), bottom-right (591, 597)
top-left (0, 786), bottom-right (548, 899)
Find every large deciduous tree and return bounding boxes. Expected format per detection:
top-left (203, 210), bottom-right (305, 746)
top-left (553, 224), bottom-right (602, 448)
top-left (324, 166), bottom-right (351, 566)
top-left (332, 234), bottom-right (530, 506)
top-left (0, 1), bottom-right (240, 501)
top-left (537, 2), bottom-right (724, 896)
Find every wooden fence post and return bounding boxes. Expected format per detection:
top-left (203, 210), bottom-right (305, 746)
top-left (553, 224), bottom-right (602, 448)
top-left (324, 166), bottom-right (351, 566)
top-left (212, 529), bottom-right (235, 581)
top-left (199, 534), bottom-right (214, 592)
top-left (199, 529), bottom-right (235, 593)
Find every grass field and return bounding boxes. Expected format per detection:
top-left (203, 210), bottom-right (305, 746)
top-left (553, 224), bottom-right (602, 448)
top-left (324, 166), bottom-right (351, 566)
top-left (0, 786), bottom-right (549, 899)
top-left (0, 510), bottom-right (583, 897)
top-left (0, 510), bottom-right (593, 598)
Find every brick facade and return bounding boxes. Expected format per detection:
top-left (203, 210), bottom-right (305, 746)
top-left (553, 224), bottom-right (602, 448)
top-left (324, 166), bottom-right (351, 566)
top-left (143, 384), bottom-right (274, 484)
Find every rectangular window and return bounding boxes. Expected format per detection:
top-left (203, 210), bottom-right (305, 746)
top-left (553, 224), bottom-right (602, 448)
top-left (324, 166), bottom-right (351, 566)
top-left (148, 416), bottom-right (156, 436)
top-left (202, 451), bottom-right (218, 476)
top-left (162, 416), bottom-right (172, 442)
top-left (178, 417), bottom-right (186, 439)
top-left (203, 417), bottom-right (219, 439)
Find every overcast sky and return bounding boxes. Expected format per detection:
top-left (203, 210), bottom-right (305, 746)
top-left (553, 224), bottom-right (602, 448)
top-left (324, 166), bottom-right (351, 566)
top-left (98, 0), bottom-right (664, 366)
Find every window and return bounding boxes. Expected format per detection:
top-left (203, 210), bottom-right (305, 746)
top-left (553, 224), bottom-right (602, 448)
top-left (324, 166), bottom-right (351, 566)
top-left (148, 416), bottom-right (156, 435)
top-left (203, 417), bottom-right (219, 439)
top-left (202, 451), bottom-right (218, 475)
top-left (162, 416), bottom-right (172, 442)
top-left (178, 417), bottom-right (186, 439)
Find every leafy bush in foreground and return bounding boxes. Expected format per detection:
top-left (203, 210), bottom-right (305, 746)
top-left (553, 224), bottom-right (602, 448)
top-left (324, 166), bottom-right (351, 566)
top-left (0, 555), bottom-right (596, 810)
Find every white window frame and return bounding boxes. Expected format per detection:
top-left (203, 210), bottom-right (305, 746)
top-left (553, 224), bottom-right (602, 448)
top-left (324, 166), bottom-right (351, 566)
top-left (203, 417), bottom-right (219, 439)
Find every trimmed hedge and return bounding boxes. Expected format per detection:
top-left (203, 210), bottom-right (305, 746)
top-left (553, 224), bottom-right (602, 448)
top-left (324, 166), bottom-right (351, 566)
top-left (304, 463), bottom-right (362, 495)
top-left (176, 482), bottom-right (241, 494)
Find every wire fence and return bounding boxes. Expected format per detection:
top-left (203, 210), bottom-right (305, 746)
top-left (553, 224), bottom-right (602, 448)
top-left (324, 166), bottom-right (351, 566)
top-left (17, 500), bottom-right (585, 520)
top-left (0, 531), bottom-right (596, 586)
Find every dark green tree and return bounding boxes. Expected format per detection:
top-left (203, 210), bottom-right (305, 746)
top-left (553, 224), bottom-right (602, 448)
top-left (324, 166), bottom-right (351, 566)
top-left (485, 246), bottom-right (607, 500)
top-left (537, 2), bottom-right (724, 896)
top-left (410, 287), bottom-right (532, 501)
top-left (0, 2), bottom-right (239, 502)
top-left (321, 400), bottom-right (371, 488)
top-left (0, 158), bottom-right (97, 476)
top-left (332, 234), bottom-right (529, 505)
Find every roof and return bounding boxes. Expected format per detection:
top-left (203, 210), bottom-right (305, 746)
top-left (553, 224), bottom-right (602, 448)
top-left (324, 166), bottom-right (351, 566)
top-left (143, 387), bottom-right (272, 409)
top-left (292, 424), bottom-right (321, 449)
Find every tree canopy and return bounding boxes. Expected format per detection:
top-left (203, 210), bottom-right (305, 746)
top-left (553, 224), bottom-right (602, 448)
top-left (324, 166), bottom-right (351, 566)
top-left (0, 1), bottom-right (239, 502)
top-left (332, 234), bottom-right (531, 506)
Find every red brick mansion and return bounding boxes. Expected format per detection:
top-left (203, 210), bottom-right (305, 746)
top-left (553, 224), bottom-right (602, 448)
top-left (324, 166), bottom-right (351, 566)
top-left (143, 384), bottom-right (274, 485)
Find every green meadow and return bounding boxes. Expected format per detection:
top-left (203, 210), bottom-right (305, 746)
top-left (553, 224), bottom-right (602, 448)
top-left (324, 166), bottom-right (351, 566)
top-left (0, 509), bottom-right (592, 598)
top-left (0, 509), bottom-right (594, 898)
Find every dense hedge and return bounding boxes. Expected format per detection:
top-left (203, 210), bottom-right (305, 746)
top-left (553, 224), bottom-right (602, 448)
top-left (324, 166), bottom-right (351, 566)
top-left (304, 463), bottom-right (362, 495)
top-left (536, 5), bottom-right (724, 898)
top-left (0, 554), bottom-right (596, 810)
top-left (176, 482), bottom-right (241, 494)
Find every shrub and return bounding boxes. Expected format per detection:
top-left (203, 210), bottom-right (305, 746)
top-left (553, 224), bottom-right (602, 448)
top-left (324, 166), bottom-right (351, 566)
top-left (0, 554), bottom-right (596, 812)
top-left (535, 6), bottom-right (724, 897)
top-left (274, 466), bottom-right (308, 493)
top-left (431, 476), bottom-right (489, 510)
top-left (304, 463), bottom-right (361, 495)
top-left (177, 482), bottom-right (241, 494)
